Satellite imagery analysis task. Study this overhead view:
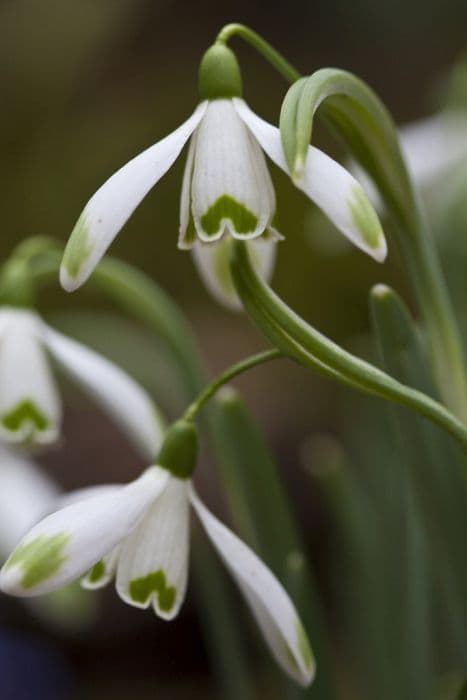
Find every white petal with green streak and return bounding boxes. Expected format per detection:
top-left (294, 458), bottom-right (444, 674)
top-left (0, 467), bottom-right (168, 596)
top-left (234, 98), bottom-right (387, 262)
top-left (60, 102), bottom-right (207, 291)
top-left (116, 471), bottom-right (190, 620)
top-left (0, 309), bottom-right (61, 446)
top-left (191, 488), bottom-right (315, 686)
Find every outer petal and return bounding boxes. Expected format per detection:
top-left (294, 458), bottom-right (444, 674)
top-left (191, 489), bottom-right (315, 687)
top-left (234, 98), bottom-right (387, 263)
top-left (0, 446), bottom-right (59, 558)
top-left (178, 131), bottom-right (197, 250)
top-left (0, 467), bottom-right (168, 596)
top-left (60, 102), bottom-right (208, 291)
top-left (192, 234), bottom-right (279, 310)
top-left (191, 100), bottom-right (275, 242)
top-left (43, 325), bottom-right (165, 461)
top-left (116, 471), bottom-right (190, 620)
top-left (0, 310), bottom-right (61, 445)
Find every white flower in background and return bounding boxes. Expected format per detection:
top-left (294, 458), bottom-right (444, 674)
top-left (0, 307), bottom-right (164, 452)
top-left (0, 420), bottom-right (315, 687)
top-left (352, 112), bottom-right (467, 214)
top-left (60, 46), bottom-right (386, 302)
top-left (0, 445), bottom-right (58, 559)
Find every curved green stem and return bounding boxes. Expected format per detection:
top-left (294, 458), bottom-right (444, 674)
top-left (216, 23), bottom-right (301, 84)
top-left (184, 349), bottom-right (282, 422)
top-left (280, 69), bottom-right (467, 419)
top-left (231, 242), bottom-right (467, 452)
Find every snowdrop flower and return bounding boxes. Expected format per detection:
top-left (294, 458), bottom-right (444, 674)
top-left (60, 45), bottom-right (386, 301)
top-left (0, 420), bottom-right (315, 687)
top-left (0, 306), bottom-right (164, 452)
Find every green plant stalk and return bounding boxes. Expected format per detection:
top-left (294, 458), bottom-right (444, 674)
top-left (230, 242), bottom-right (467, 452)
top-left (184, 349), bottom-right (282, 421)
top-left (216, 23), bottom-right (301, 84)
top-left (279, 68), bottom-right (467, 418)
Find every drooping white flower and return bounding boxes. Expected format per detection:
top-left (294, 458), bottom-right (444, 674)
top-left (0, 421), bottom-right (315, 687)
top-left (0, 307), bottom-right (164, 454)
top-left (60, 47), bottom-right (386, 300)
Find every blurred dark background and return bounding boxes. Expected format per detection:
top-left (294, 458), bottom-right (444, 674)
top-left (2, 1), bottom-right (467, 698)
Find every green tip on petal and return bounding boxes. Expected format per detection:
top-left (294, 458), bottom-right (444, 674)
top-left (198, 44), bottom-right (243, 100)
top-left (296, 620), bottom-right (315, 674)
top-left (157, 420), bottom-right (198, 479)
top-left (348, 184), bottom-right (387, 262)
top-left (4, 533), bottom-right (69, 591)
top-left (129, 569), bottom-right (176, 612)
top-left (60, 212), bottom-right (92, 291)
top-left (87, 560), bottom-right (106, 584)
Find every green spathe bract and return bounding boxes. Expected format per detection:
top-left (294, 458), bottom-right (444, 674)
top-left (2, 399), bottom-right (49, 434)
top-left (348, 184), bottom-right (385, 253)
top-left (6, 533), bottom-right (69, 589)
top-left (200, 195), bottom-right (259, 237)
top-left (129, 569), bottom-right (176, 611)
top-left (62, 212), bottom-right (92, 280)
top-left (157, 420), bottom-right (198, 479)
top-left (198, 44), bottom-right (243, 100)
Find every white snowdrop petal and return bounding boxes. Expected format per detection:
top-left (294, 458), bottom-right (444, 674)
top-left (178, 131), bottom-right (197, 249)
top-left (43, 325), bottom-right (165, 461)
top-left (0, 309), bottom-right (61, 446)
top-left (116, 472), bottom-right (190, 620)
top-left (191, 100), bottom-right (275, 242)
top-left (0, 467), bottom-right (169, 596)
top-left (234, 98), bottom-right (386, 262)
top-left (191, 489), bottom-right (315, 686)
top-left (60, 102), bottom-right (208, 291)
top-left (192, 235), bottom-right (279, 310)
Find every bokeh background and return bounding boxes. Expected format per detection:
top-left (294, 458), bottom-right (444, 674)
top-left (2, 1), bottom-right (467, 698)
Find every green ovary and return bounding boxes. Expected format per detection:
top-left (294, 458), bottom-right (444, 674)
top-left (63, 212), bottom-right (92, 279)
top-left (129, 570), bottom-right (176, 612)
top-left (2, 400), bottom-right (49, 434)
top-left (348, 184), bottom-right (383, 250)
top-left (200, 195), bottom-right (258, 237)
top-left (6, 533), bottom-right (69, 589)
